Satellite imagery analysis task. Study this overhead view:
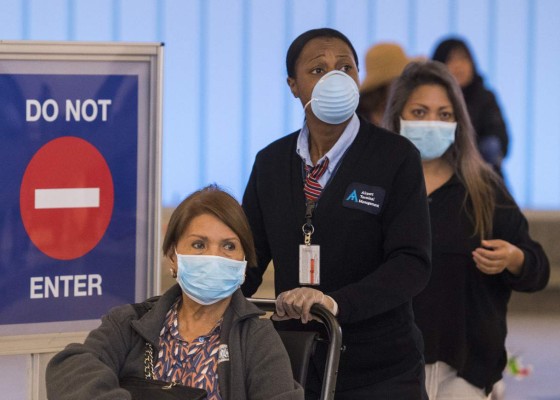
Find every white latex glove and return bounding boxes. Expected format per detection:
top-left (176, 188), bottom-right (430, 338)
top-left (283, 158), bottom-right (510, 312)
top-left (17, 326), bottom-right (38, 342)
top-left (273, 287), bottom-right (337, 324)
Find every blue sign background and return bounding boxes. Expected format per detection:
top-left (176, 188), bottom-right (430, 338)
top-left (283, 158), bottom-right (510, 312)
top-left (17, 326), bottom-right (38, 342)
top-left (0, 74), bottom-right (138, 324)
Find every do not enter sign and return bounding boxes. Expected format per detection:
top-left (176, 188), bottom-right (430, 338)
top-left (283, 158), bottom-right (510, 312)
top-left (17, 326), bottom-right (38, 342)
top-left (20, 136), bottom-right (114, 260)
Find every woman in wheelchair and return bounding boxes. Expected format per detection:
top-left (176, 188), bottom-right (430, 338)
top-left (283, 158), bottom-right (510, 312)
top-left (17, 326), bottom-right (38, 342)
top-left (46, 185), bottom-right (304, 400)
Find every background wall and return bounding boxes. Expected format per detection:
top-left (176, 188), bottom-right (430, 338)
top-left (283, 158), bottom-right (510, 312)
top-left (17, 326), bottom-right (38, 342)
top-left (1, 0), bottom-right (559, 209)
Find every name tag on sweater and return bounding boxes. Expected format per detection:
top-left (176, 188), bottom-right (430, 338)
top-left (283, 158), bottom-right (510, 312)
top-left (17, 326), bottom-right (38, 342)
top-left (342, 183), bottom-right (385, 215)
top-left (299, 245), bottom-right (320, 285)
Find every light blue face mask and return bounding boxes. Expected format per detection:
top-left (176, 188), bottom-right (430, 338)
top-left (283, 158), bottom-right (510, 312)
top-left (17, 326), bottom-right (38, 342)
top-left (400, 119), bottom-right (457, 160)
top-left (305, 70), bottom-right (359, 125)
top-left (175, 252), bottom-right (246, 305)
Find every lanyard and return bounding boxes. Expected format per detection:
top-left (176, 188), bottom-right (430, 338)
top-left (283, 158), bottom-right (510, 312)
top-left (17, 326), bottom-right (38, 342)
top-left (302, 201), bottom-right (315, 245)
top-left (301, 161), bottom-right (320, 245)
top-left (299, 146), bottom-right (350, 245)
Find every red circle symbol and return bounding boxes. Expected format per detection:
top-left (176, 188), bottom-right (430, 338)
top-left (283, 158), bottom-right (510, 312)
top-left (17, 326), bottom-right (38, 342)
top-left (20, 136), bottom-right (114, 260)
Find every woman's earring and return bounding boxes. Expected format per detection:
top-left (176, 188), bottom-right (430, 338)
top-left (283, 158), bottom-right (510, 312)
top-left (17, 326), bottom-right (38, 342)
top-left (170, 268), bottom-right (177, 279)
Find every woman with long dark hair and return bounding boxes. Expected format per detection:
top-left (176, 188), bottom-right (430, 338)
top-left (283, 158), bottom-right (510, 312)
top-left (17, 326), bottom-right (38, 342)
top-left (383, 60), bottom-right (549, 399)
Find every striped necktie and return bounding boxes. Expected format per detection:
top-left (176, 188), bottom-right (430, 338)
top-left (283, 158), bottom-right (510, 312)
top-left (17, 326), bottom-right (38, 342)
top-left (303, 157), bottom-right (330, 202)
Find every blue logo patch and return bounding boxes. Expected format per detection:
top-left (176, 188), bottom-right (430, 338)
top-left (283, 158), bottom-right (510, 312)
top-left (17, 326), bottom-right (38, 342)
top-left (342, 183), bottom-right (385, 215)
top-left (346, 190), bottom-right (359, 202)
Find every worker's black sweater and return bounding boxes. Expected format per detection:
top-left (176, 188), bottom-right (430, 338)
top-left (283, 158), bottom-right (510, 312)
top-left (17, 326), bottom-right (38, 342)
top-left (242, 119), bottom-right (432, 389)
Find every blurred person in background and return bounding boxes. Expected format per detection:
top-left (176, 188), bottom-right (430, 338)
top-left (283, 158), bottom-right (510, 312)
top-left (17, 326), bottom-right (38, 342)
top-left (357, 42), bottom-right (411, 125)
top-left (432, 37), bottom-right (509, 178)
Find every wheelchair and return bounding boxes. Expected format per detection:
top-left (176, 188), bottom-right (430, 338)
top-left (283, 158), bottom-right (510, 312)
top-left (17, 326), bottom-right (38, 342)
top-left (248, 298), bottom-right (342, 400)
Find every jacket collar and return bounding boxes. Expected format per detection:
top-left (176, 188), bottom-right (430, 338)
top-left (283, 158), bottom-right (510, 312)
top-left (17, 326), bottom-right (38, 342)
top-left (131, 285), bottom-right (265, 347)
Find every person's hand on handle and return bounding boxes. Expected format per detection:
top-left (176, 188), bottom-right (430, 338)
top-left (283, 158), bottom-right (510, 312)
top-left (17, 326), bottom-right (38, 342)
top-left (472, 239), bottom-right (525, 276)
top-left (273, 287), bottom-right (337, 324)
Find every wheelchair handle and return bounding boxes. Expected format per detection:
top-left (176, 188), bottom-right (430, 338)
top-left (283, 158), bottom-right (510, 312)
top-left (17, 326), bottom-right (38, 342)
top-left (248, 298), bottom-right (342, 400)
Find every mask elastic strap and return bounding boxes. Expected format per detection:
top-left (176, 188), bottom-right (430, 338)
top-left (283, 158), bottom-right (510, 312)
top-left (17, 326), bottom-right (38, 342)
top-left (304, 98), bottom-right (316, 111)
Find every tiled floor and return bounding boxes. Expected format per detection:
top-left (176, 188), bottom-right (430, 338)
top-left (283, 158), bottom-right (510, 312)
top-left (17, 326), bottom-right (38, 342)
top-left (500, 312), bottom-right (560, 400)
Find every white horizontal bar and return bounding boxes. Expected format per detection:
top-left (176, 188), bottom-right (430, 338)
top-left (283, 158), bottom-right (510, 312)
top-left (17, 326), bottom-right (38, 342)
top-left (35, 188), bottom-right (100, 209)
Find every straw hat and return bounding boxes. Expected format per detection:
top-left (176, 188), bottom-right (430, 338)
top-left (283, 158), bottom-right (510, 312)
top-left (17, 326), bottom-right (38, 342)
top-left (360, 43), bottom-right (410, 93)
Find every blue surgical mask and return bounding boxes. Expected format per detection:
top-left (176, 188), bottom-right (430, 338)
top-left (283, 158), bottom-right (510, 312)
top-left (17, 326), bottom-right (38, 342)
top-left (305, 70), bottom-right (359, 125)
top-left (175, 252), bottom-right (246, 305)
top-left (400, 119), bottom-right (457, 160)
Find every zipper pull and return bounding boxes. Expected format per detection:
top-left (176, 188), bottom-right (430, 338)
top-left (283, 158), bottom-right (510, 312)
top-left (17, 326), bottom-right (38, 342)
top-left (162, 382), bottom-right (177, 390)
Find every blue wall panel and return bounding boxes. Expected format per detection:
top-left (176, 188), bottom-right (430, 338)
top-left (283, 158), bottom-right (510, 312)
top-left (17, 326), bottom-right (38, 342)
top-left (247, 1), bottom-right (288, 170)
top-left (119, 0), bottom-right (158, 42)
top-left (495, 0), bottom-right (530, 203)
top-left (28, 0), bottom-right (67, 40)
top-left (455, 0), bottom-right (489, 71)
top-left (375, 0), bottom-right (408, 46)
top-left (532, 0), bottom-right (560, 208)
top-left (0, 1), bottom-right (22, 39)
top-left (205, 0), bottom-right (244, 194)
top-left (1, 0), bottom-right (559, 209)
top-left (331, 0), bottom-right (369, 60)
top-left (161, 0), bottom-right (200, 205)
top-left (73, 0), bottom-right (113, 41)
top-left (416, 0), bottom-right (450, 58)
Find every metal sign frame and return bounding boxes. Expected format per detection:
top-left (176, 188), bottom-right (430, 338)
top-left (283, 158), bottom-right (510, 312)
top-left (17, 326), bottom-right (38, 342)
top-left (0, 41), bottom-right (162, 353)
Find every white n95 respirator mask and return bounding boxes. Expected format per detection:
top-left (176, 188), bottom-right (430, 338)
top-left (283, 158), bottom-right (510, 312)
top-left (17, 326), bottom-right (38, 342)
top-left (305, 70), bottom-right (359, 125)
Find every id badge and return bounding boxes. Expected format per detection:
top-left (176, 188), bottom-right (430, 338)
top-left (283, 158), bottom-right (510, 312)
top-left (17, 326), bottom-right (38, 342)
top-left (299, 245), bottom-right (320, 285)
